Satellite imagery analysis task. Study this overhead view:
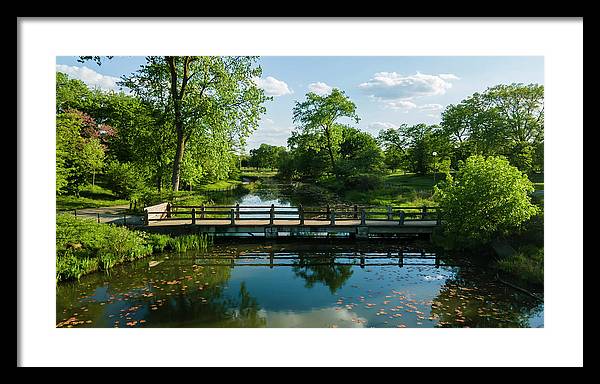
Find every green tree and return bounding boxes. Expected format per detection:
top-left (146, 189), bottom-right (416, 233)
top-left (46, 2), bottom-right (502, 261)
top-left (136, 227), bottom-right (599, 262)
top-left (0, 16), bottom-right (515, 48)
top-left (337, 126), bottom-right (385, 178)
top-left (249, 143), bottom-right (286, 170)
top-left (292, 89), bottom-right (359, 175)
top-left (55, 110), bottom-right (107, 196)
top-left (441, 83), bottom-right (544, 174)
top-left (433, 155), bottom-right (540, 247)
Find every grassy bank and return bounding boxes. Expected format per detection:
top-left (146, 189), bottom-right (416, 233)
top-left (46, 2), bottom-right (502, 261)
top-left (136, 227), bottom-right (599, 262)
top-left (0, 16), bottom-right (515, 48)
top-left (312, 172), bottom-right (439, 207)
top-left (495, 245), bottom-right (544, 286)
top-left (56, 184), bottom-right (129, 211)
top-left (56, 214), bottom-right (212, 282)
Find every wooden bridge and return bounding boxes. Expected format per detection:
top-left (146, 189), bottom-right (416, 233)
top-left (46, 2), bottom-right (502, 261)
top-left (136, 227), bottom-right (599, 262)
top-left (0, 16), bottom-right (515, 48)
top-left (143, 203), bottom-right (442, 238)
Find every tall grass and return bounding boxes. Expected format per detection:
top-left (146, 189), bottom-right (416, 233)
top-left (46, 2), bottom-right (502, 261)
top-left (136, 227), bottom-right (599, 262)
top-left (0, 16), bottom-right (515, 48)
top-left (167, 234), bottom-right (213, 252)
top-left (496, 245), bottom-right (544, 286)
top-left (56, 214), bottom-right (212, 282)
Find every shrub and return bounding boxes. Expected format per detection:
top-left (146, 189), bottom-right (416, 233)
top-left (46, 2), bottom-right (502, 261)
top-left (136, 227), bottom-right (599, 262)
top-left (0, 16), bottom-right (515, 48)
top-left (433, 155), bottom-right (540, 247)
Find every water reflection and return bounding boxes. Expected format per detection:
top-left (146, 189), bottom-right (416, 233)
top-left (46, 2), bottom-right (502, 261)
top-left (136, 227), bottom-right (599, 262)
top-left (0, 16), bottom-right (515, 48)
top-left (56, 241), bottom-right (543, 328)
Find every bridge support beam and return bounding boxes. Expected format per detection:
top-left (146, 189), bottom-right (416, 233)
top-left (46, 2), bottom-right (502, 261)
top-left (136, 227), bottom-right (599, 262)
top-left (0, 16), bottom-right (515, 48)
top-left (356, 226), bottom-right (369, 239)
top-left (265, 226), bottom-right (278, 238)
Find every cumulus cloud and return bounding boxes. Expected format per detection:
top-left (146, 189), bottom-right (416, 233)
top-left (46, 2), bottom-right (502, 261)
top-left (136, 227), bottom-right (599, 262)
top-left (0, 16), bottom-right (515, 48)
top-left (308, 82), bottom-right (334, 96)
top-left (246, 123), bottom-right (294, 149)
top-left (359, 71), bottom-right (457, 100)
top-left (438, 73), bottom-right (460, 81)
top-left (384, 99), bottom-right (418, 110)
top-left (253, 76), bottom-right (292, 97)
top-left (368, 122), bottom-right (399, 131)
top-left (417, 103), bottom-right (444, 112)
top-left (56, 64), bottom-right (123, 92)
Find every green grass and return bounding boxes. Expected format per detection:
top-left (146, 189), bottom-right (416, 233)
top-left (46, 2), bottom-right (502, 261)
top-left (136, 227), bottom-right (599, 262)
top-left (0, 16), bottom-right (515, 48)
top-left (529, 173), bottom-right (544, 191)
top-left (340, 172), bottom-right (440, 207)
top-left (495, 245), bottom-right (544, 286)
top-left (241, 168), bottom-right (278, 179)
top-left (56, 214), bottom-right (212, 282)
top-left (56, 184), bottom-right (129, 211)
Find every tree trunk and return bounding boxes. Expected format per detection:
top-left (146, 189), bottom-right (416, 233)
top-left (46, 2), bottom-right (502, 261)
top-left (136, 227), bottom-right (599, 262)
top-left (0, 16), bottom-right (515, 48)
top-left (171, 128), bottom-right (186, 191)
top-left (324, 125), bottom-right (336, 174)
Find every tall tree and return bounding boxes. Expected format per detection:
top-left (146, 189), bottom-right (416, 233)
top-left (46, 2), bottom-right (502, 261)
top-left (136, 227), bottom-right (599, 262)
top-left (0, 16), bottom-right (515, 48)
top-left (84, 56), bottom-right (269, 191)
top-left (292, 89), bottom-right (359, 174)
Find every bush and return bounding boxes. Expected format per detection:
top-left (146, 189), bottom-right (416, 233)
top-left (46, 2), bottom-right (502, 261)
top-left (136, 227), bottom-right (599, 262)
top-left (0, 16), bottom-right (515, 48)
top-left (342, 173), bottom-right (383, 190)
top-left (434, 155), bottom-right (540, 247)
top-left (56, 214), bottom-right (154, 282)
top-left (496, 246), bottom-right (544, 286)
top-left (104, 160), bottom-right (148, 201)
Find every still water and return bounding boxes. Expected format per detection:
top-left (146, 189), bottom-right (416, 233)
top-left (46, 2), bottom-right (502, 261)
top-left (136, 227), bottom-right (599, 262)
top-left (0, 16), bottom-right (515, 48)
top-left (56, 240), bottom-right (543, 328)
top-left (57, 190), bottom-right (543, 328)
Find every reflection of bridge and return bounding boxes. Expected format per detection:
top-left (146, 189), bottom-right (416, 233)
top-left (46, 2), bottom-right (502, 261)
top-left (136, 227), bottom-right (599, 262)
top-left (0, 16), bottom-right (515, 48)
top-left (143, 203), bottom-right (442, 239)
top-left (188, 250), bottom-right (464, 268)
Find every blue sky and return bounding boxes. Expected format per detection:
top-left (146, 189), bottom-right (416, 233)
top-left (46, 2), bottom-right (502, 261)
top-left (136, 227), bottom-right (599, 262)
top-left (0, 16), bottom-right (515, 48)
top-left (56, 56), bottom-right (543, 150)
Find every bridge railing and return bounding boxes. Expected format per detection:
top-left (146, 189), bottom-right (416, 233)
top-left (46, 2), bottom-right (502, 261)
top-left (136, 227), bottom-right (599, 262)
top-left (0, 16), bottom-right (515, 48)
top-left (144, 203), bottom-right (441, 226)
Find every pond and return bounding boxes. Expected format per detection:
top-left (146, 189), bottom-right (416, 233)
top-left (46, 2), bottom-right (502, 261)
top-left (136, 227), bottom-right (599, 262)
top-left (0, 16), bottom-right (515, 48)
top-left (56, 240), bottom-right (543, 328)
top-left (56, 188), bottom-right (543, 328)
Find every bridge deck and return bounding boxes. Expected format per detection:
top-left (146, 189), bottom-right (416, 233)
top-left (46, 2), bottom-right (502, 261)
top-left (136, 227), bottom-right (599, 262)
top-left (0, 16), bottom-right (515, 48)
top-left (147, 219), bottom-right (436, 227)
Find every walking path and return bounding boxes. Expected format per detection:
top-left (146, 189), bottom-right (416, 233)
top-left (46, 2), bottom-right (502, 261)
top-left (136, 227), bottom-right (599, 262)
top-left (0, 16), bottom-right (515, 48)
top-left (66, 205), bottom-right (144, 226)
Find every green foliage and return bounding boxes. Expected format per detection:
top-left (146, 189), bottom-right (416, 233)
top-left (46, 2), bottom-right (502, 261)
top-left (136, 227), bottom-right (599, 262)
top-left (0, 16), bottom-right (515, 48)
top-left (496, 245), bottom-right (544, 286)
top-left (248, 143), bottom-right (287, 170)
top-left (56, 214), bottom-right (213, 282)
top-left (433, 155), bottom-right (540, 246)
top-left (104, 160), bottom-right (149, 201)
top-left (56, 110), bottom-right (107, 195)
top-left (56, 214), bottom-right (153, 282)
top-left (292, 88), bottom-right (359, 174)
top-left (337, 127), bottom-right (385, 179)
top-left (440, 83), bottom-right (544, 174)
top-left (166, 234), bottom-right (213, 253)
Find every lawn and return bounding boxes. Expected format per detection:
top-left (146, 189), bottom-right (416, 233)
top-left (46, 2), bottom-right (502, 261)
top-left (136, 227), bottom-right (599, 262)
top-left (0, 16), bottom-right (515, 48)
top-left (342, 172), bottom-right (440, 207)
top-left (56, 184), bottom-right (129, 211)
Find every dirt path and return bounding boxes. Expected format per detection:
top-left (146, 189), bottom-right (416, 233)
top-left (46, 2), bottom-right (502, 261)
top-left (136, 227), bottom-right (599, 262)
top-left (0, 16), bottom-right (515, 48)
top-left (68, 205), bottom-right (144, 226)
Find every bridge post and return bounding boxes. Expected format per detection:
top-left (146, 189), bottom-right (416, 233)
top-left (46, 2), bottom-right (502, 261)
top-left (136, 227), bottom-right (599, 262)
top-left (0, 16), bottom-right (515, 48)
top-left (200, 204), bottom-right (205, 219)
top-left (360, 209), bottom-right (366, 225)
top-left (191, 208), bottom-right (196, 225)
top-left (299, 204), bottom-right (304, 225)
top-left (398, 251), bottom-right (404, 267)
top-left (326, 204), bottom-right (330, 219)
top-left (230, 209), bottom-right (235, 225)
top-left (270, 204), bottom-right (275, 225)
top-left (166, 203), bottom-right (171, 218)
top-left (235, 203), bottom-right (240, 220)
top-left (144, 210), bottom-right (149, 226)
top-left (435, 254), bottom-right (440, 268)
top-left (330, 210), bottom-right (336, 226)
top-left (360, 255), bottom-right (365, 268)
top-left (97, 213), bottom-right (100, 223)
top-left (387, 206), bottom-right (393, 220)
top-left (353, 204), bottom-right (358, 219)
top-left (398, 211), bottom-right (405, 225)
top-left (421, 205), bottom-right (427, 220)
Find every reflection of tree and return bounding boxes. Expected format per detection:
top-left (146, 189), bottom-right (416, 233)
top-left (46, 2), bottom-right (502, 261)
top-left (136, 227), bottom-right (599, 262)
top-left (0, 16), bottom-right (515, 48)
top-left (56, 254), bottom-right (266, 328)
top-left (429, 267), bottom-right (542, 328)
top-left (292, 252), bottom-right (353, 294)
top-left (223, 282), bottom-right (266, 327)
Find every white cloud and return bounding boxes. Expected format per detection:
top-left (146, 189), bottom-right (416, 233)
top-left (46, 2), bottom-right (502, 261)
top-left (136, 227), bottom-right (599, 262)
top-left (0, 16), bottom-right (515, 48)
top-left (56, 64), bottom-right (123, 92)
top-left (438, 73), bottom-right (460, 81)
top-left (359, 71), bottom-right (457, 100)
top-left (253, 76), bottom-right (292, 97)
top-left (384, 99), bottom-right (417, 111)
top-left (368, 122), bottom-right (399, 131)
top-left (308, 82), bottom-right (333, 96)
top-left (246, 123), bottom-right (294, 149)
top-left (417, 103), bottom-right (444, 112)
